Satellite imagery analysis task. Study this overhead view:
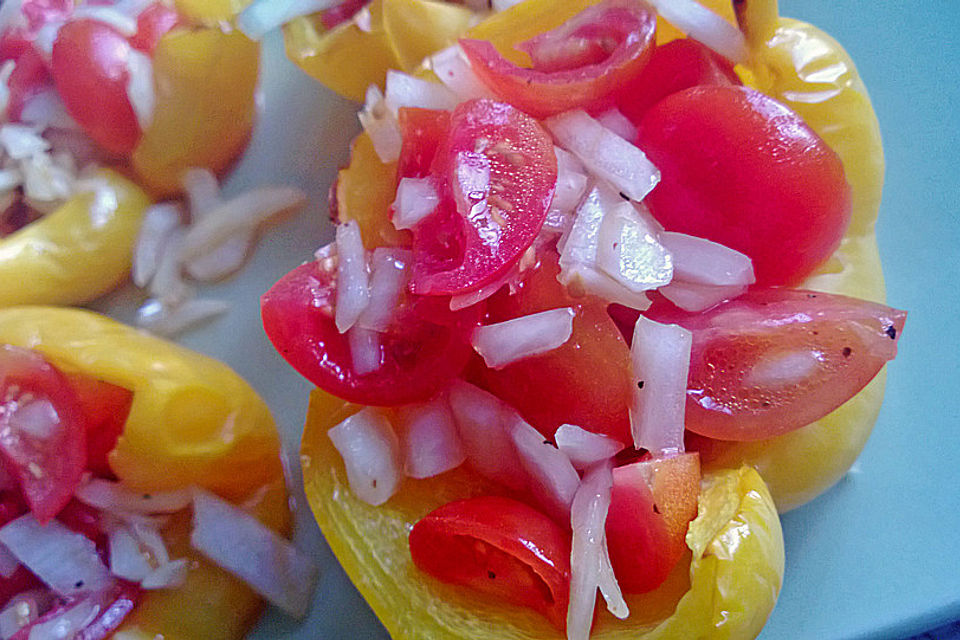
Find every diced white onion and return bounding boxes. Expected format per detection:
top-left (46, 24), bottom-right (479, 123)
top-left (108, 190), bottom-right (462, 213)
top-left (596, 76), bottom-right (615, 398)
top-left (595, 108), bottom-right (638, 142)
top-left (447, 380), bottom-right (527, 491)
top-left (327, 408), bottom-right (401, 506)
top-left (510, 418), bottom-right (580, 521)
top-left (399, 396), bottom-right (466, 479)
top-left (71, 6), bottom-right (138, 35)
top-left (492, 0), bottom-right (525, 10)
top-left (357, 248), bottom-right (410, 331)
top-left (550, 147), bottom-right (589, 222)
top-left (658, 280), bottom-right (745, 312)
top-left (448, 266), bottom-right (518, 311)
top-left (353, 5), bottom-right (372, 31)
top-left (75, 478), bottom-right (193, 515)
top-left (125, 48), bottom-right (155, 132)
top-left (182, 167), bottom-right (222, 215)
top-left (184, 231), bottom-right (254, 282)
top-left (121, 516), bottom-right (170, 567)
top-left (385, 70), bottom-right (459, 114)
top-left (147, 226), bottom-right (192, 307)
top-left (136, 297), bottom-right (231, 337)
top-left (133, 203), bottom-right (182, 288)
top-left (630, 317), bottom-right (692, 456)
top-left (30, 21), bottom-right (61, 60)
top-left (191, 490), bottom-right (319, 618)
top-left (546, 110), bottom-right (660, 202)
top-left (554, 424), bottom-right (625, 470)
top-left (429, 46), bottom-right (496, 101)
top-left (646, 0), bottom-right (749, 63)
top-left (24, 599), bottom-right (100, 640)
top-left (334, 220), bottom-right (371, 333)
top-left (392, 177), bottom-right (439, 230)
top-left (0, 590), bottom-right (47, 638)
top-left (0, 543), bottom-right (19, 579)
top-left (347, 325), bottom-right (382, 375)
top-left (596, 201), bottom-right (673, 293)
top-left (8, 399), bottom-right (59, 440)
top-left (472, 307), bottom-right (575, 369)
top-left (0, 515), bottom-right (113, 596)
top-left (658, 232), bottom-right (755, 286)
top-left (19, 89), bottom-right (77, 130)
top-left (0, 125), bottom-right (49, 160)
top-left (140, 558), bottom-right (189, 590)
top-left (108, 526), bottom-right (153, 583)
top-left (358, 85), bottom-right (403, 163)
top-left (237, 0), bottom-right (336, 40)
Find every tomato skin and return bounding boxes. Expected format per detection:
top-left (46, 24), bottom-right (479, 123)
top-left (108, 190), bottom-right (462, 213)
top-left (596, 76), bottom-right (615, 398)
top-left (51, 19), bottom-right (141, 156)
top-left (397, 107), bottom-right (450, 180)
top-left (261, 260), bottom-right (482, 406)
top-left (638, 85), bottom-right (851, 286)
top-left (320, 0), bottom-right (369, 30)
top-left (64, 374), bottom-right (133, 479)
top-left (472, 252), bottom-right (634, 443)
top-left (459, 0), bottom-right (656, 118)
top-left (409, 99), bottom-right (556, 296)
top-left (645, 288), bottom-right (907, 441)
top-left (409, 495), bottom-right (571, 628)
top-left (129, 2), bottom-right (184, 53)
top-left (617, 38), bottom-right (739, 128)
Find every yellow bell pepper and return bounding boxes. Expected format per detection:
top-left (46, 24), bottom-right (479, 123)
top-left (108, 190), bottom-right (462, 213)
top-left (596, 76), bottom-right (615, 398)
top-left (0, 170), bottom-right (149, 307)
top-left (0, 306), bottom-right (290, 640)
top-left (173, 0), bottom-right (252, 24)
top-left (302, 389), bottom-right (784, 639)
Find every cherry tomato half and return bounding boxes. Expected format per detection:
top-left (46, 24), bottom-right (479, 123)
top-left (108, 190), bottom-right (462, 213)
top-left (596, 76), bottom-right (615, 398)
top-left (459, 0), bottom-right (656, 118)
top-left (409, 99), bottom-right (556, 296)
top-left (64, 374), bottom-right (133, 479)
top-left (129, 2), bottom-right (184, 54)
top-left (638, 85), bottom-right (851, 286)
top-left (645, 288), bottom-right (907, 441)
top-left (409, 495), bottom-right (571, 628)
top-left (396, 107), bottom-right (450, 180)
top-left (261, 260), bottom-right (481, 406)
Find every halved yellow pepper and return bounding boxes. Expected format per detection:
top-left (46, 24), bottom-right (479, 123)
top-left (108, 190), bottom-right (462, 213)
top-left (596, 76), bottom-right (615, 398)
top-left (302, 389), bottom-right (784, 639)
top-left (0, 170), bottom-right (149, 307)
top-left (0, 306), bottom-right (290, 640)
top-left (173, 0), bottom-right (252, 24)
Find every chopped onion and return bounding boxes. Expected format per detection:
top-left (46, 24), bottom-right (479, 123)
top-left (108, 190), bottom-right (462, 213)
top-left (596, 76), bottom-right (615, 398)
top-left (0, 543), bottom-right (19, 579)
top-left (429, 46), bottom-right (496, 101)
top-left (550, 147), bottom-right (589, 219)
top-left (449, 264), bottom-right (524, 311)
top-left (546, 110), bottom-right (660, 202)
top-left (75, 478), bottom-right (193, 515)
top-left (510, 418), bottom-right (580, 521)
top-left (136, 297), bottom-right (231, 337)
top-left (347, 325), bottom-right (382, 375)
top-left (122, 515), bottom-right (170, 567)
top-left (133, 203), bottom-right (182, 288)
top-left (492, 0), bottom-right (525, 10)
top-left (0, 590), bottom-right (48, 638)
top-left (472, 307), bottom-right (575, 369)
top-left (0, 124), bottom-right (48, 160)
top-left (630, 317), bottom-right (692, 456)
top-left (148, 226), bottom-right (192, 307)
top-left (0, 515), bottom-right (113, 596)
top-left (71, 6), bottom-right (138, 35)
top-left (184, 231), bottom-right (254, 282)
top-left (125, 49), bottom-right (155, 132)
top-left (646, 0), bottom-right (749, 63)
top-left (327, 407), bottom-right (401, 506)
top-left (659, 280), bottom-right (745, 312)
top-left (334, 220), bottom-right (371, 333)
top-left (182, 167), bottom-right (222, 216)
top-left (32, 21), bottom-right (61, 60)
top-left (191, 489), bottom-right (319, 618)
top-left (353, 5), bottom-right (372, 31)
top-left (23, 598), bottom-right (100, 640)
top-left (108, 526), bottom-right (152, 583)
top-left (447, 380), bottom-right (527, 491)
top-left (237, 0), bottom-right (336, 40)
top-left (658, 232), bottom-right (755, 286)
top-left (595, 108), bottom-right (638, 142)
top-left (399, 396), bottom-right (466, 479)
top-left (358, 85), bottom-right (403, 163)
top-left (385, 70), bottom-right (459, 114)
top-left (140, 558), bottom-right (189, 590)
top-left (392, 177), bottom-right (439, 230)
top-left (596, 201), bottom-right (673, 293)
top-left (8, 398), bottom-right (59, 440)
top-left (554, 424), bottom-right (625, 470)
top-left (19, 89), bottom-right (77, 130)
top-left (357, 248), bottom-right (410, 331)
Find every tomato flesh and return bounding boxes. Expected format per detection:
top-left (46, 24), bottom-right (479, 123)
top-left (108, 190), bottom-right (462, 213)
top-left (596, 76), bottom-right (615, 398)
top-left (262, 260), bottom-right (481, 406)
top-left (409, 495), bottom-right (571, 628)
top-left (409, 99), bottom-right (556, 296)
top-left (65, 374), bottom-right (133, 479)
top-left (638, 85), bottom-right (851, 286)
top-left (129, 2), bottom-right (184, 53)
top-left (396, 107), bottom-right (450, 180)
top-left (459, 0), bottom-right (656, 118)
top-left (645, 288), bottom-right (907, 441)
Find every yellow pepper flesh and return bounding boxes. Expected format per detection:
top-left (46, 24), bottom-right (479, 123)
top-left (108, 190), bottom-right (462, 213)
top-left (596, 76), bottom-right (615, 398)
top-left (0, 170), bottom-right (149, 307)
top-left (173, 0), bottom-right (252, 23)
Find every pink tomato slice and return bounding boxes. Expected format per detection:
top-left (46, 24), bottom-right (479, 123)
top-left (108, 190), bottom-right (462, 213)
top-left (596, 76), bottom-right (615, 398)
top-left (409, 99), bottom-right (556, 296)
top-left (459, 0), bottom-right (656, 119)
top-left (397, 107), bottom-right (450, 180)
top-left (129, 2), bottom-right (184, 54)
top-left (645, 288), bottom-right (907, 441)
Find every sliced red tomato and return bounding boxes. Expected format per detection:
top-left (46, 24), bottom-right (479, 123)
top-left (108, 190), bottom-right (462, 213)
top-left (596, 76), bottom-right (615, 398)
top-left (396, 107), bottom-right (450, 180)
top-left (616, 37), bottom-right (739, 128)
top-left (606, 453), bottom-right (700, 594)
top-left (4, 47), bottom-right (49, 122)
top-left (409, 99), bottom-right (556, 296)
top-left (409, 495), bottom-right (571, 628)
top-left (638, 85), bottom-right (851, 286)
top-left (261, 260), bottom-right (482, 406)
top-left (320, 0), bottom-right (369, 30)
top-left (10, 580), bottom-right (140, 640)
top-left (129, 2), bottom-right (184, 53)
top-left (51, 19), bottom-right (141, 156)
top-left (459, 0), bottom-right (656, 118)
top-left (471, 252), bottom-right (634, 443)
top-left (645, 288), bottom-right (907, 441)
top-left (64, 374), bottom-right (132, 479)
top-left (0, 345), bottom-right (87, 524)
top-left (19, 0), bottom-right (72, 31)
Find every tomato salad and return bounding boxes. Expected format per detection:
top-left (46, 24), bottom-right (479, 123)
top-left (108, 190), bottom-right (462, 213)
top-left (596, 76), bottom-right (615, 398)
top-left (263, 0), bottom-right (905, 637)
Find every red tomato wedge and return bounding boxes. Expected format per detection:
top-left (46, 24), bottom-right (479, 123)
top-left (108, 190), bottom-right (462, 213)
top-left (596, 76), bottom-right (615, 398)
top-left (51, 19), bottom-right (142, 156)
top-left (64, 374), bottom-right (133, 479)
top-left (4, 47), bottom-right (48, 122)
top-left (397, 107), bottom-right (450, 179)
top-left (646, 288), bottom-right (907, 441)
top-left (606, 453), bottom-right (700, 594)
top-left (471, 252), bottom-right (634, 443)
top-left (0, 345), bottom-right (87, 524)
top-left (129, 2), bottom-right (184, 53)
top-left (638, 85), bottom-right (851, 286)
top-left (262, 260), bottom-right (482, 406)
top-left (320, 0), bottom-right (369, 30)
top-left (459, 0), bottom-right (656, 119)
top-left (409, 495), bottom-right (571, 628)
top-left (409, 99), bottom-right (556, 296)
top-left (617, 38), bottom-right (739, 127)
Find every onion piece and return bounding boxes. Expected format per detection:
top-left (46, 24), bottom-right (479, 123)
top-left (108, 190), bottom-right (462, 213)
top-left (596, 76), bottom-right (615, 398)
top-left (358, 85), bottom-right (403, 163)
top-left (658, 232), bottom-right (755, 286)
top-left (125, 48), bottom-right (155, 131)
top-left (140, 558), bottom-right (189, 590)
top-left (546, 110), bottom-right (660, 202)
top-left (182, 168), bottom-right (222, 215)
top-left (108, 526), bottom-right (152, 583)
top-left (191, 489), bottom-right (319, 618)
top-left (385, 70), bottom-right (459, 114)
top-left (357, 248), bottom-right (410, 331)
top-left (429, 46), bottom-right (496, 101)
top-left (492, 0), bottom-right (525, 10)
top-left (327, 407), bottom-right (402, 506)
top-left (509, 418), bottom-right (580, 521)
top-left (75, 478), bottom-right (193, 515)
top-left (448, 265), bottom-right (520, 311)
top-left (19, 88), bottom-right (76, 130)
top-left (133, 203), bottom-right (182, 288)
top-left (554, 424), bottom-right (625, 470)
top-left (8, 398), bottom-right (59, 440)
top-left (550, 147), bottom-right (589, 222)
top-left (237, 0), bottom-right (336, 40)
top-left (399, 396), bottom-right (466, 479)
top-left (596, 201), bottom-right (673, 293)
top-left (472, 307), bottom-right (575, 369)
top-left (0, 124), bottom-right (49, 160)
top-left (595, 108), bottom-right (638, 142)
top-left (630, 316), bottom-right (692, 456)
top-left (391, 177), bottom-right (439, 230)
top-left (334, 220), bottom-right (371, 333)
top-left (447, 380), bottom-right (526, 491)
top-left (659, 280), bottom-right (745, 312)
top-left (0, 515), bottom-right (113, 596)
top-left (184, 231), bottom-right (253, 282)
top-left (136, 297), bottom-right (231, 337)
top-left (22, 598), bottom-right (100, 640)
top-left (0, 590), bottom-right (48, 637)
top-left (645, 0), bottom-right (749, 63)
top-left (347, 325), bottom-right (382, 376)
